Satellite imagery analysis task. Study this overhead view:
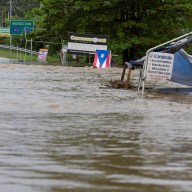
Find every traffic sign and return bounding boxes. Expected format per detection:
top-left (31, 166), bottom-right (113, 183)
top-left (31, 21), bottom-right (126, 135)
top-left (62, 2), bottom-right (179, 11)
top-left (0, 27), bottom-right (10, 37)
top-left (10, 20), bottom-right (34, 35)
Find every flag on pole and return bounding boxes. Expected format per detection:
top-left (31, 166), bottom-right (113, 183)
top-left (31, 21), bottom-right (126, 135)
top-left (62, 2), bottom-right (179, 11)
top-left (93, 50), bottom-right (111, 68)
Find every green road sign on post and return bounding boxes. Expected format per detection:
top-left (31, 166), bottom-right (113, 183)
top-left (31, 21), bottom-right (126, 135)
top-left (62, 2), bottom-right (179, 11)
top-left (10, 20), bottom-right (34, 35)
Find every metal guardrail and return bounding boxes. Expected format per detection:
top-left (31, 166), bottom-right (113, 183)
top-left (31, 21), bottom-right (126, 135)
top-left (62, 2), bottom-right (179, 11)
top-left (0, 44), bottom-right (39, 55)
top-left (138, 31), bottom-right (192, 95)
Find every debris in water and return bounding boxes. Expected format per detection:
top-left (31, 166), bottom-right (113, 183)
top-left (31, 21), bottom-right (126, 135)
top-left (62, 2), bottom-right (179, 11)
top-left (107, 79), bottom-right (134, 89)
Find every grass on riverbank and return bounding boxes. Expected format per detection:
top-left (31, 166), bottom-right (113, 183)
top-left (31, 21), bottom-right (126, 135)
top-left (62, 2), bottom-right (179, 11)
top-left (0, 48), bottom-right (123, 66)
top-left (0, 49), bottom-right (61, 64)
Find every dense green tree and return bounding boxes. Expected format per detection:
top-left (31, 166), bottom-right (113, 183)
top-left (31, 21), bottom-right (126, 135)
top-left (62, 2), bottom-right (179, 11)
top-left (0, 0), bottom-right (40, 27)
top-left (34, 0), bottom-right (192, 59)
top-left (0, 0), bottom-right (7, 6)
top-left (2, 0), bottom-right (192, 62)
top-left (11, 0), bottom-right (40, 17)
top-left (0, 0), bottom-right (8, 27)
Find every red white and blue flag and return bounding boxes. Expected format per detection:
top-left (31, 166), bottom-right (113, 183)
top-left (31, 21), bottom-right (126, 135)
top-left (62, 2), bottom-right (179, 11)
top-left (93, 50), bottom-right (111, 68)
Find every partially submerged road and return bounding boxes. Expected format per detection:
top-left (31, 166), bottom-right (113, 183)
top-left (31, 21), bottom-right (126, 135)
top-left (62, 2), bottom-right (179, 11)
top-left (0, 57), bottom-right (14, 64)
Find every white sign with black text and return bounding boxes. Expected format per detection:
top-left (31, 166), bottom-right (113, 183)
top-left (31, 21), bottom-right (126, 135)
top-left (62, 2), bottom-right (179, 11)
top-left (67, 32), bottom-right (108, 55)
top-left (147, 52), bottom-right (174, 80)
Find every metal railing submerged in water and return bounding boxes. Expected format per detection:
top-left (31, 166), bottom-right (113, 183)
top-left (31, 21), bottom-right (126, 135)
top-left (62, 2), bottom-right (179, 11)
top-left (120, 32), bottom-right (192, 95)
top-left (139, 32), bottom-right (192, 95)
top-left (0, 44), bottom-right (39, 55)
top-left (0, 44), bottom-right (39, 64)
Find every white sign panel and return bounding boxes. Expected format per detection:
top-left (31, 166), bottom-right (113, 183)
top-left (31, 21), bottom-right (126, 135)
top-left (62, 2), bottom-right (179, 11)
top-left (68, 42), bottom-right (107, 54)
top-left (38, 48), bottom-right (48, 61)
top-left (68, 32), bottom-right (108, 55)
top-left (147, 52), bottom-right (174, 80)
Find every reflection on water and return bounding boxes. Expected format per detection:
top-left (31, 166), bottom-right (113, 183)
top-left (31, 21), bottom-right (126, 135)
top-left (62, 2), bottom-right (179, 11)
top-left (0, 63), bottom-right (192, 192)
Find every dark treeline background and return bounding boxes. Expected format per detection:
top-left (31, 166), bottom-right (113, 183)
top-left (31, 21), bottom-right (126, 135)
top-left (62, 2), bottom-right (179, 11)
top-left (1, 0), bottom-right (192, 63)
top-left (0, 0), bottom-right (39, 19)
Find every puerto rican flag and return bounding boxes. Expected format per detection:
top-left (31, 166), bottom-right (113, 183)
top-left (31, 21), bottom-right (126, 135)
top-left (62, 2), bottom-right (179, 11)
top-left (93, 50), bottom-right (111, 68)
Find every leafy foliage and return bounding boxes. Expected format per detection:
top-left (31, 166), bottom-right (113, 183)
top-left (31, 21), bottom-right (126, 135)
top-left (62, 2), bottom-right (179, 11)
top-left (1, 0), bottom-right (192, 62)
top-left (35, 0), bottom-right (192, 58)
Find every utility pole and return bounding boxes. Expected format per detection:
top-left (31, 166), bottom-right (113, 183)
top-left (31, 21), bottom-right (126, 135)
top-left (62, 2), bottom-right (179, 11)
top-left (1, 9), bottom-right (3, 27)
top-left (10, 0), bottom-right (12, 19)
top-left (10, 0), bottom-right (12, 53)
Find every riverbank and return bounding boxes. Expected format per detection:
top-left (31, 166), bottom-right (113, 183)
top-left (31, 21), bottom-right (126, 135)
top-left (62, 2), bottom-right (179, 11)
top-left (0, 57), bottom-right (14, 64)
top-left (0, 48), bottom-right (60, 63)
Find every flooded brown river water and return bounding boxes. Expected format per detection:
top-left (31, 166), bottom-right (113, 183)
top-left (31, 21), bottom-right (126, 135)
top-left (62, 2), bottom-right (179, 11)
top-left (0, 62), bottom-right (192, 192)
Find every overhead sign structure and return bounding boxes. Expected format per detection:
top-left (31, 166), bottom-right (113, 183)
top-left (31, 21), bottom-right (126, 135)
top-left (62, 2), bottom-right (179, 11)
top-left (147, 52), bottom-right (174, 80)
top-left (0, 28), bottom-right (10, 37)
top-left (67, 32), bottom-right (108, 55)
top-left (10, 20), bottom-right (34, 35)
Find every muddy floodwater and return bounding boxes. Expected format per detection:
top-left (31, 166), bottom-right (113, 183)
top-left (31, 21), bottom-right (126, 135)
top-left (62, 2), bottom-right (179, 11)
top-left (0, 62), bottom-right (192, 192)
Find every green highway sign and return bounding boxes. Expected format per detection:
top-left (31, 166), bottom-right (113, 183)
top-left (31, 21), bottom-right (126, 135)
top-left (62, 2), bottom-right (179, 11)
top-left (0, 28), bottom-right (10, 37)
top-left (10, 20), bottom-right (34, 35)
